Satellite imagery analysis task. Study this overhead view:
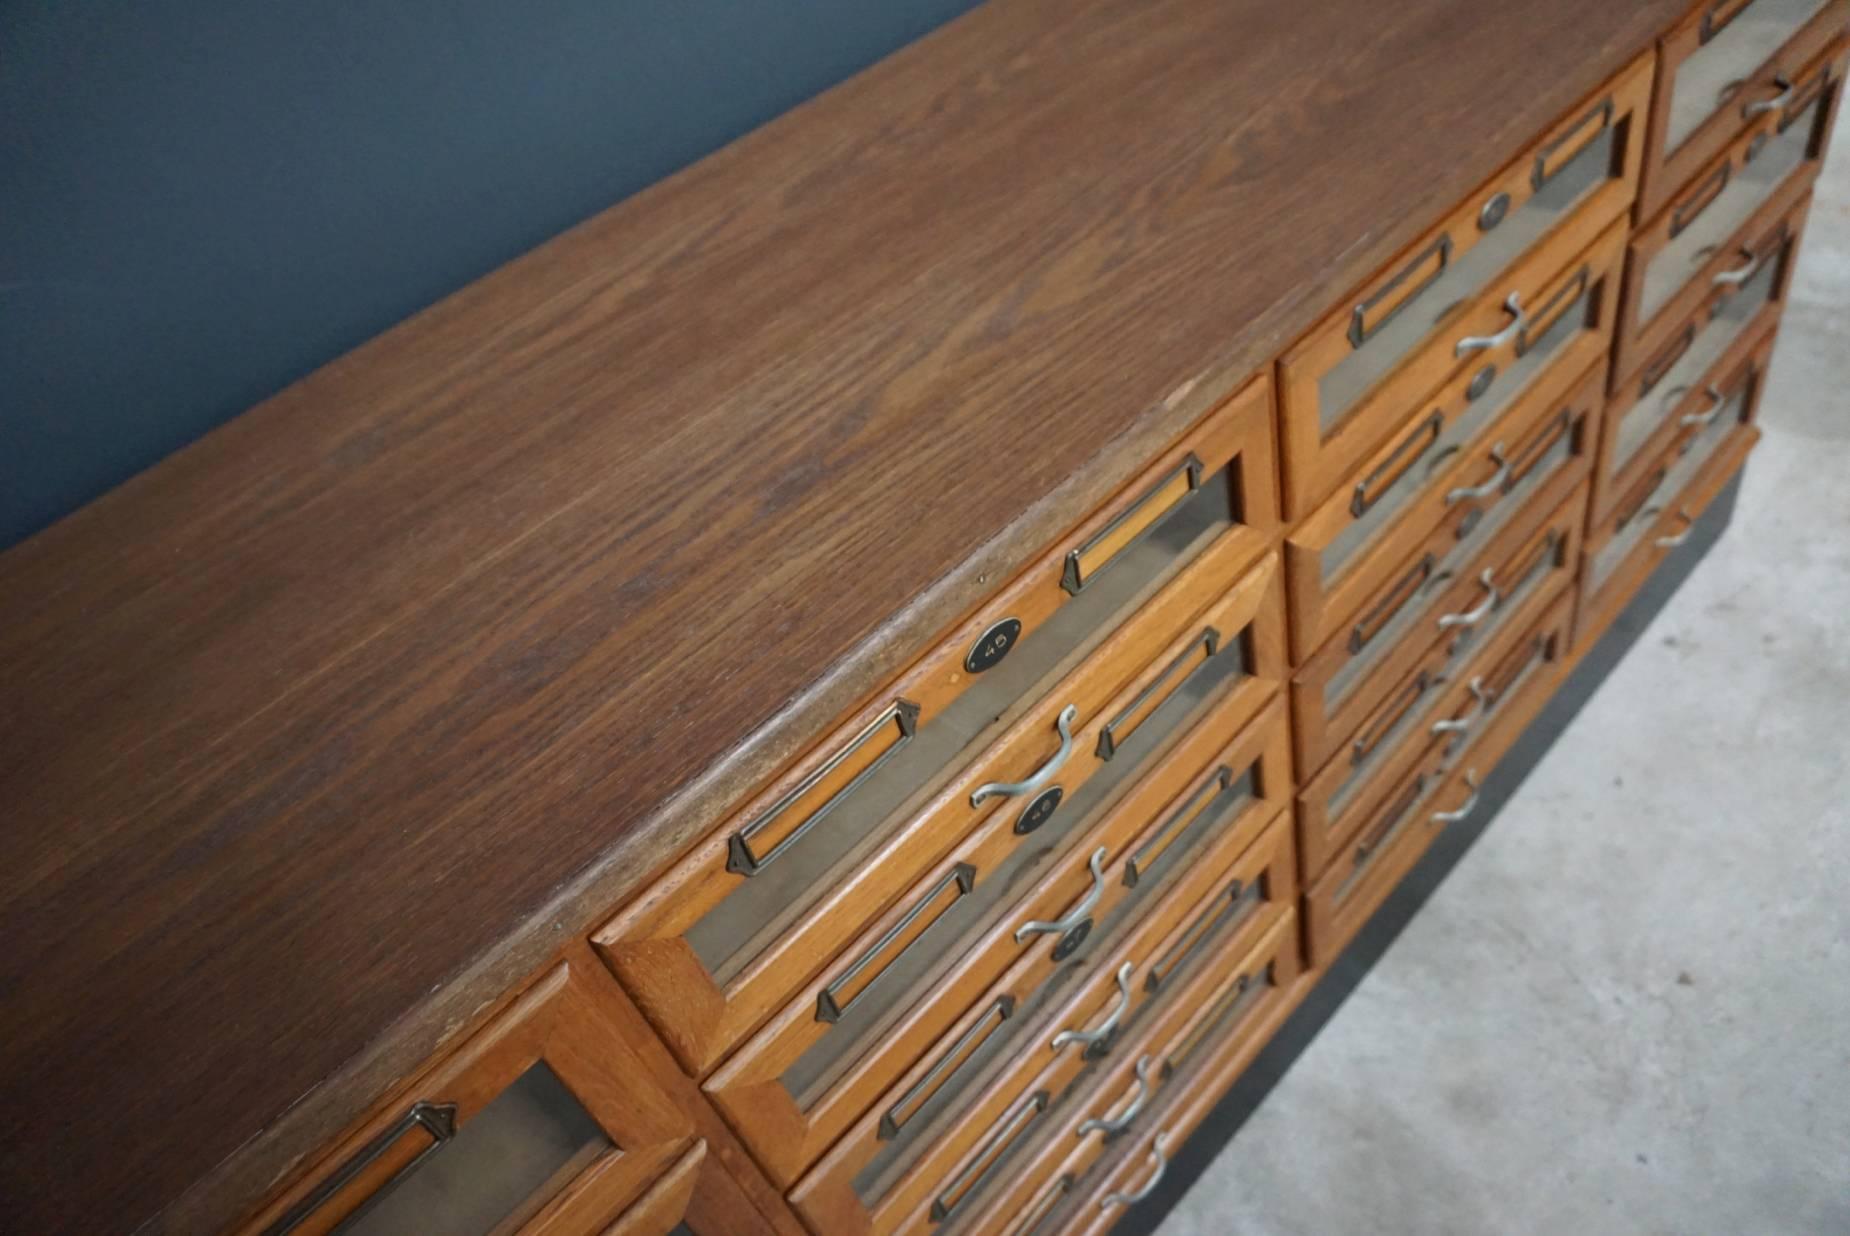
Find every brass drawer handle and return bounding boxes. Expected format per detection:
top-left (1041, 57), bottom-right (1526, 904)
top-left (1077, 1056), bottom-right (1154, 1138)
top-left (1015, 847), bottom-right (1107, 943)
top-left (1436, 570), bottom-right (1499, 631)
top-left (1742, 73), bottom-right (1794, 120)
top-left (1656, 511), bottom-right (1696, 549)
top-left (1455, 292), bottom-right (1525, 357)
top-left (1431, 770), bottom-right (1482, 825)
top-left (1430, 677), bottom-right (1490, 737)
top-left (1681, 386), bottom-right (1727, 428)
top-left (262, 1102), bottom-right (458, 1235)
top-left (1052, 962), bottom-right (1135, 1053)
top-left (1100, 1131), bottom-right (1171, 1209)
top-left (972, 704), bottom-right (1078, 807)
top-left (1712, 248), bottom-right (1765, 287)
top-left (1444, 444), bottom-right (1510, 505)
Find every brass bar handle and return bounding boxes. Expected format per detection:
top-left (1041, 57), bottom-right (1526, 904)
top-left (1455, 292), bottom-right (1526, 357)
top-left (1741, 73), bottom-right (1794, 120)
top-left (1101, 1131), bottom-right (1172, 1209)
top-left (971, 704), bottom-right (1078, 806)
top-left (1052, 962), bottom-right (1135, 1052)
top-left (1656, 511), bottom-right (1696, 549)
top-left (1431, 770), bottom-right (1482, 825)
top-left (1711, 248), bottom-right (1765, 287)
top-left (1444, 445), bottom-right (1510, 506)
top-left (1681, 386), bottom-right (1726, 428)
top-left (1015, 847), bottom-right (1107, 943)
top-left (1078, 1057), bottom-right (1155, 1137)
top-left (1437, 570), bottom-right (1499, 630)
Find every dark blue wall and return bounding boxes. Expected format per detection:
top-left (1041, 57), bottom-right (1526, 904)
top-left (0, 0), bottom-right (980, 549)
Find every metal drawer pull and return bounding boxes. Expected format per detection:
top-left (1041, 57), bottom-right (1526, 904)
top-left (972, 704), bottom-right (1078, 806)
top-left (262, 1102), bottom-right (458, 1235)
top-left (1101, 1132), bottom-right (1172, 1209)
top-left (1015, 847), bottom-right (1107, 943)
top-left (1437, 570), bottom-right (1499, 630)
top-left (1052, 963), bottom-right (1135, 1052)
top-left (1711, 248), bottom-right (1764, 287)
top-left (1431, 770), bottom-right (1482, 824)
top-left (1431, 677), bottom-right (1490, 736)
top-left (1742, 74), bottom-right (1793, 120)
top-left (1656, 511), bottom-right (1696, 549)
top-left (1444, 445), bottom-right (1510, 505)
top-left (1078, 1056), bottom-right (1154, 1137)
top-left (1455, 292), bottom-right (1525, 357)
top-left (1681, 386), bottom-right (1727, 428)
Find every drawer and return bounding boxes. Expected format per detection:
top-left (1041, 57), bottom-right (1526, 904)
top-left (595, 1140), bottom-right (780, 1236)
top-left (1305, 592), bottom-right (1576, 968)
top-left (1053, 916), bottom-right (1305, 1236)
top-left (957, 910), bottom-right (1302, 1236)
top-left (1285, 336), bottom-right (1604, 667)
top-left (790, 809), bottom-right (1298, 1235)
top-left (1641, 0), bottom-right (1850, 221)
top-left (708, 688), bottom-right (1292, 1187)
top-left (237, 963), bottom-right (694, 1236)
top-left (1276, 54), bottom-right (1651, 518)
top-left (595, 390), bottom-right (1283, 1079)
top-left (1292, 476), bottom-right (1587, 804)
top-left (1579, 329), bottom-right (1772, 650)
top-left (1618, 35), bottom-right (1844, 386)
top-left (1597, 192), bottom-right (1808, 524)
top-left (1294, 500), bottom-right (1579, 886)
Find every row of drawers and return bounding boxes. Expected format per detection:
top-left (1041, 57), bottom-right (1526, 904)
top-left (235, 6), bottom-right (1839, 1234)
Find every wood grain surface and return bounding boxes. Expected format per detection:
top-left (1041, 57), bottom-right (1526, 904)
top-left (0, 0), bottom-right (1686, 1230)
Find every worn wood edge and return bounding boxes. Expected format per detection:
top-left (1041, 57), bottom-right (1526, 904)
top-left (137, 7), bottom-right (1682, 1231)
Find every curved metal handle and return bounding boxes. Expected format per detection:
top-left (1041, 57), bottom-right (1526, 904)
top-left (1681, 385), bottom-right (1726, 428)
top-left (972, 704), bottom-right (1078, 806)
top-left (1015, 847), bottom-right (1107, 943)
top-left (1431, 770), bottom-right (1482, 824)
top-left (1077, 1056), bottom-right (1154, 1137)
top-left (1444, 445), bottom-right (1510, 505)
top-left (1711, 248), bottom-right (1765, 287)
top-left (1101, 1132), bottom-right (1171, 1208)
top-left (1052, 962), bottom-right (1134, 1052)
top-left (1655, 511), bottom-right (1695, 549)
top-left (1741, 74), bottom-right (1793, 120)
top-left (1430, 677), bottom-right (1489, 736)
top-left (1455, 292), bottom-right (1526, 357)
top-left (1437, 570), bottom-right (1500, 630)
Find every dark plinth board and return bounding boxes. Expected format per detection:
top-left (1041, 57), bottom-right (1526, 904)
top-left (1111, 470), bottom-right (1744, 1236)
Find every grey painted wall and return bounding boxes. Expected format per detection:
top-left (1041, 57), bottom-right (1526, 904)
top-left (0, 0), bottom-right (980, 549)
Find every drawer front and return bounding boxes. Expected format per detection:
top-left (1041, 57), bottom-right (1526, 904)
top-left (1642, 0), bottom-right (1850, 220)
top-left (1288, 357), bottom-right (1601, 768)
top-left (238, 963), bottom-right (694, 1236)
top-left (1276, 54), bottom-right (1650, 518)
top-left (709, 687), bottom-right (1292, 1187)
top-left (1620, 35), bottom-right (1845, 385)
top-left (1305, 593), bottom-right (1575, 967)
top-left (1294, 490), bottom-right (1582, 885)
top-left (1598, 192), bottom-right (1809, 523)
top-left (1580, 329), bottom-right (1773, 649)
top-left (1054, 917), bottom-right (1306, 1236)
top-left (1285, 314), bottom-right (1607, 667)
top-left (595, 406), bottom-right (1284, 1080)
top-left (791, 809), bottom-right (1297, 1236)
top-left (592, 1141), bottom-right (779, 1236)
top-left (1292, 478), bottom-right (1587, 835)
top-left (945, 910), bottom-right (1303, 1236)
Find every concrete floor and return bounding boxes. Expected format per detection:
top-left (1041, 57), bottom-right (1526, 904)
top-left (1156, 130), bottom-right (1850, 1234)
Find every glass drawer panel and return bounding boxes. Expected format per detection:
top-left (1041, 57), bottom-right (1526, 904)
top-left (1640, 88), bottom-right (1822, 322)
top-left (1320, 278), bottom-right (1590, 584)
top-left (777, 637), bottom-right (1251, 1105)
top-left (1614, 254), bottom-right (1777, 472)
top-left (684, 470), bottom-right (1238, 979)
top-left (1665, 0), bottom-right (1832, 153)
top-left (344, 1064), bottom-right (608, 1236)
top-left (1317, 127), bottom-right (1614, 433)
